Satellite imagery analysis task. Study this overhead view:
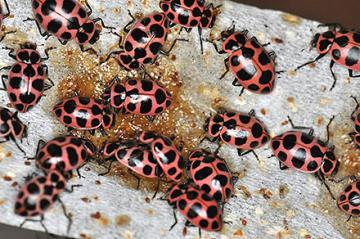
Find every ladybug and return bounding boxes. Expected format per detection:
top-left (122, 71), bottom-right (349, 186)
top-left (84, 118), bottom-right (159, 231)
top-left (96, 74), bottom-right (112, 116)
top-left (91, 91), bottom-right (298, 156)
top-left (337, 176), bottom-right (360, 221)
top-left (103, 77), bottom-right (173, 118)
top-left (30, 135), bottom-right (96, 177)
top-left (166, 183), bottom-right (223, 232)
top-left (138, 131), bottom-right (185, 182)
top-left (102, 12), bottom-right (168, 70)
top-left (159, 0), bottom-right (220, 54)
top-left (1, 42), bottom-right (54, 113)
top-left (53, 96), bottom-right (115, 132)
top-left (30, 0), bottom-right (113, 52)
top-left (210, 25), bottom-right (277, 95)
top-left (0, 106), bottom-right (27, 154)
top-left (203, 110), bottom-right (270, 159)
top-left (349, 96), bottom-right (360, 147)
top-left (270, 116), bottom-right (339, 198)
top-left (15, 170), bottom-right (72, 233)
top-left (188, 149), bottom-right (236, 203)
top-left (296, 23), bottom-right (360, 90)
top-left (99, 140), bottom-right (163, 189)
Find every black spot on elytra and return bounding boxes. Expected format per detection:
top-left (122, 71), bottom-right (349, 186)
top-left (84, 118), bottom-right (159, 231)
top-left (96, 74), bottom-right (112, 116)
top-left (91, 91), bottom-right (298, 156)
top-left (125, 41), bottom-right (133, 51)
top-left (24, 65), bottom-right (36, 77)
top-left (150, 24), bottom-right (165, 38)
top-left (149, 42), bottom-right (162, 55)
top-left (251, 123), bottom-right (263, 138)
top-left (345, 46), bottom-right (360, 66)
top-left (207, 205), bottom-right (218, 218)
top-left (242, 47), bottom-right (255, 59)
top-left (283, 134), bottom-right (296, 150)
top-left (307, 160), bottom-right (319, 171)
top-left (63, 100), bottom-right (76, 114)
top-left (140, 100), bottom-right (152, 114)
top-left (67, 147), bottom-right (78, 166)
top-left (134, 48), bottom-right (147, 59)
top-left (155, 89), bottom-right (166, 104)
top-left (278, 151), bottom-right (287, 161)
top-left (143, 165), bottom-right (153, 175)
top-left (194, 167), bottom-right (213, 180)
top-left (258, 51), bottom-right (270, 65)
top-left (62, 0), bottom-right (76, 13)
top-left (237, 64), bottom-right (256, 81)
top-left (291, 148), bottom-right (306, 168)
top-left (334, 36), bottom-right (349, 47)
top-left (332, 48), bottom-right (341, 60)
top-left (47, 19), bottom-right (62, 34)
top-left (11, 64), bottom-right (22, 73)
top-left (27, 183), bottom-right (39, 194)
top-left (310, 145), bottom-right (323, 158)
top-left (9, 77), bottom-right (22, 89)
top-left (76, 116), bottom-right (88, 128)
top-left (259, 70), bottom-right (273, 85)
top-left (248, 84), bottom-right (260, 91)
top-left (131, 29), bottom-right (147, 43)
top-left (272, 140), bottom-right (280, 150)
top-left (40, 199), bottom-right (51, 210)
top-left (20, 93), bottom-right (36, 104)
top-left (48, 143), bottom-right (62, 157)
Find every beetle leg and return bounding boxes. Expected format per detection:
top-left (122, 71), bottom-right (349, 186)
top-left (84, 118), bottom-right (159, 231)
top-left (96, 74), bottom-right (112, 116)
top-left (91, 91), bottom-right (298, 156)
top-left (10, 135), bottom-right (26, 156)
top-left (83, 0), bottom-right (92, 16)
top-left (287, 116), bottom-right (314, 135)
top-left (26, 139), bottom-right (46, 161)
top-left (92, 17), bottom-right (115, 30)
top-left (1, 47), bottom-right (16, 60)
top-left (24, 18), bottom-right (52, 39)
top-left (169, 209), bottom-right (178, 231)
top-left (220, 57), bottom-right (230, 80)
top-left (0, 74), bottom-right (9, 91)
top-left (99, 50), bottom-right (122, 65)
top-left (238, 149), bottom-right (259, 161)
top-left (80, 45), bottom-right (98, 55)
top-left (316, 171), bottom-right (335, 200)
top-left (57, 197), bottom-right (72, 234)
top-left (123, 10), bottom-right (136, 33)
top-left (64, 184), bottom-right (82, 193)
top-left (41, 47), bottom-right (56, 61)
top-left (295, 53), bottom-right (326, 71)
top-left (20, 215), bottom-right (49, 235)
top-left (129, 170), bottom-right (141, 189)
top-left (98, 159), bottom-right (115, 176)
top-left (152, 177), bottom-right (161, 199)
top-left (325, 115), bottom-right (335, 144)
top-left (329, 60), bottom-right (337, 91)
top-left (347, 215), bottom-right (353, 222)
top-left (3, 0), bottom-right (10, 19)
top-left (198, 26), bottom-right (204, 54)
top-left (0, 30), bottom-right (16, 43)
top-left (146, 115), bottom-right (156, 122)
top-left (58, 39), bottom-right (68, 45)
top-left (349, 69), bottom-right (360, 78)
top-left (279, 161), bottom-right (289, 170)
top-left (232, 78), bottom-right (241, 86)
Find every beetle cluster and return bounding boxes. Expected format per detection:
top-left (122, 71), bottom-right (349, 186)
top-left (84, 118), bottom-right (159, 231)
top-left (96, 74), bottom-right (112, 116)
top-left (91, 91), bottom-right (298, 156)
top-left (0, 0), bottom-right (358, 237)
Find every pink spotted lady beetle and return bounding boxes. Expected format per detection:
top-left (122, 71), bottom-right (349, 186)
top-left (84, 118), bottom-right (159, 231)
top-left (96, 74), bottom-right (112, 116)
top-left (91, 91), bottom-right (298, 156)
top-left (188, 149), bottom-right (236, 203)
top-left (30, 0), bottom-right (113, 53)
top-left (296, 23), bottom-right (360, 90)
top-left (210, 24), bottom-right (277, 95)
top-left (159, 0), bottom-right (220, 54)
top-left (29, 135), bottom-right (96, 177)
top-left (138, 131), bottom-right (185, 182)
top-left (166, 183), bottom-right (223, 233)
top-left (1, 42), bottom-right (54, 113)
top-left (270, 116), bottom-right (339, 198)
top-left (15, 170), bottom-right (73, 233)
top-left (203, 110), bottom-right (270, 160)
top-left (103, 77), bottom-right (173, 119)
top-left (53, 96), bottom-right (115, 133)
top-left (337, 176), bottom-right (360, 221)
top-left (0, 106), bottom-right (27, 154)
